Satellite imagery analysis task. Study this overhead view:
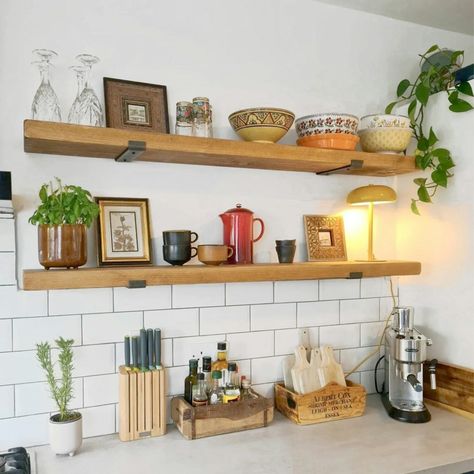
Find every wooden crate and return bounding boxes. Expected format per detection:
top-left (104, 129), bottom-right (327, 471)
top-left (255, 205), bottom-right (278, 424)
top-left (171, 394), bottom-right (273, 440)
top-left (275, 381), bottom-right (366, 425)
top-left (118, 366), bottom-right (167, 441)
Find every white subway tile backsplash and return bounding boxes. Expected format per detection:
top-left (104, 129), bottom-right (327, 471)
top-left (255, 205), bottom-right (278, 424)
top-left (84, 374), bottom-right (118, 407)
top-left (380, 297), bottom-right (395, 321)
top-left (200, 305), bottom-right (250, 335)
top-left (361, 321), bottom-right (385, 346)
top-left (172, 284), bottom-right (224, 308)
top-left (0, 413), bottom-right (49, 451)
top-left (361, 277), bottom-right (395, 298)
top-left (252, 383), bottom-right (274, 399)
top-left (361, 369), bottom-right (384, 394)
top-left (0, 219), bottom-right (15, 251)
top-left (82, 311), bottom-right (143, 344)
top-left (319, 324), bottom-right (360, 349)
top-left (274, 280), bottom-right (318, 303)
top-left (13, 315), bottom-right (81, 351)
top-left (15, 379), bottom-right (83, 416)
top-left (345, 372), bottom-right (361, 385)
top-left (340, 346), bottom-right (380, 372)
top-left (0, 351), bottom-right (44, 384)
top-left (0, 253), bottom-right (16, 284)
top-left (225, 282), bottom-right (273, 305)
top-left (0, 319), bottom-right (12, 351)
top-left (79, 404), bottom-right (116, 438)
top-left (52, 344), bottom-right (115, 378)
top-left (144, 308), bottom-right (198, 338)
top-left (235, 359), bottom-right (251, 380)
top-left (251, 303), bottom-right (296, 331)
top-left (227, 331), bottom-right (274, 359)
top-left (49, 288), bottom-right (113, 315)
top-left (167, 365), bottom-right (188, 396)
top-left (275, 328), bottom-right (300, 356)
top-left (252, 355), bottom-right (286, 384)
top-left (173, 334), bottom-right (225, 367)
top-left (0, 385), bottom-right (14, 418)
top-left (113, 286), bottom-right (171, 312)
top-left (319, 279), bottom-right (359, 300)
top-left (297, 300), bottom-right (339, 327)
top-left (0, 286), bottom-right (48, 318)
top-left (340, 298), bottom-right (379, 324)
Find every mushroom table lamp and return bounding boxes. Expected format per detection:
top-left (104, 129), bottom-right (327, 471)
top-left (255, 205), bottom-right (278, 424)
top-left (346, 185), bottom-right (397, 261)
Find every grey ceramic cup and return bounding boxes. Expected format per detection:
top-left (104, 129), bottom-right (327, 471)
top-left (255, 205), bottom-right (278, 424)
top-left (163, 244), bottom-right (197, 266)
top-left (275, 245), bottom-right (296, 263)
top-left (163, 230), bottom-right (198, 245)
top-left (275, 239), bottom-right (296, 246)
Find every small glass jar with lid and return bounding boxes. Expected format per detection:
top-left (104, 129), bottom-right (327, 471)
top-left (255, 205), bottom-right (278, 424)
top-left (175, 101), bottom-right (193, 136)
top-left (192, 97), bottom-right (213, 137)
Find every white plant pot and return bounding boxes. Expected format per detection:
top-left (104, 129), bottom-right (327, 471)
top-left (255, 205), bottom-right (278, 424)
top-left (49, 412), bottom-right (82, 456)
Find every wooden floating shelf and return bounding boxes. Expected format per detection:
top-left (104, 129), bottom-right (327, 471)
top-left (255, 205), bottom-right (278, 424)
top-left (24, 120), bottom-right (416, 177)
top-left (23, 260), bottom-right (421, 291)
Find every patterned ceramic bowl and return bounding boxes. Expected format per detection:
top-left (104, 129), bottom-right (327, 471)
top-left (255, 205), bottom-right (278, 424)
top-left (297, 133), bottom-right (359, 151)
top-left (228, 108), bottom-right (295, 143)
top-left (360, 114), bottom-right (410, 130)
top-left (358, 127), bottom-right (412, 154)
top-left (295, 113), bottom-right (359, 138)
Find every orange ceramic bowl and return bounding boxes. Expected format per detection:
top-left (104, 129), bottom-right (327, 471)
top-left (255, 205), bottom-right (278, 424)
top-left (296, 133), bottom-right (359, 151)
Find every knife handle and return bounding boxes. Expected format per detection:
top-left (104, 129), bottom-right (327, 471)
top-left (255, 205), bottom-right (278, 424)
top-left (140, 329), bottom-right (147, 371)
top-left (154, 328), bottom-right (162, 368)
top-left (124, 336), bottom-right (131, 368)
top-left (131, 336), bottom-right (139, 370)
top-left (147, 329), bottom-right (154, 368)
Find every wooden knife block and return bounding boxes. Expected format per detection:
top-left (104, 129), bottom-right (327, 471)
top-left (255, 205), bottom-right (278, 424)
top-left (118, 366), bottom-right (167, 441)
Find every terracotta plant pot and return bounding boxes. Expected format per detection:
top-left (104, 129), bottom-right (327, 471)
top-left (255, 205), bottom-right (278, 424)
top-left (38, 224), bottom-right (87, 270)
top-left (49, 412), bottom-right (82, 456)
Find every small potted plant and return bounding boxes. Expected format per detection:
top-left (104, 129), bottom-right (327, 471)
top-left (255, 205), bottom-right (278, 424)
top-left (29, 178), bottom-right (99, 269)
top-left (36, 337), bottom-right (82, 456)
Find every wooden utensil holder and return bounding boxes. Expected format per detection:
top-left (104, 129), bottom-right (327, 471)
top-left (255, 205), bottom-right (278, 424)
top-left (119, 366), bottom-right (167, 441)
top-left (275, 381), bottom-right (366, 425)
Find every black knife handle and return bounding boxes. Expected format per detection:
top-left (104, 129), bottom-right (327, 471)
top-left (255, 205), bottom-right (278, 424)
top-left (147, 329), bottom-right (154, 368)
top-left (131, 336), bottom-right (139, 369)
top-left (154, 328), bottom-right (161, 368)
top-left (124, 336), bottom-right (131, 368)
top-left (140, 329), bottom-right (147, 371)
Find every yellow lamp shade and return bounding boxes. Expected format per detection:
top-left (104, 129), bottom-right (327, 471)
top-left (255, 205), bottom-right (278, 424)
top-left (346, 185), bottom-right (397, 206)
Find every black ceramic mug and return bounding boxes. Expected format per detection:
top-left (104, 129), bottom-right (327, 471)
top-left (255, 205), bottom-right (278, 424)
top-left (275, 243), bottom-right (296, 263)
top-left (163, 244), bottom-right (198, 266)
top-left (275, 239), bottom-right (296, 246)
top-left (163, 230), bottom-right (198, 245)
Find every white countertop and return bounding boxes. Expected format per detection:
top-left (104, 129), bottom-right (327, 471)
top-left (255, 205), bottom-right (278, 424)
top-left (32, 396), bottom-right (474, 474)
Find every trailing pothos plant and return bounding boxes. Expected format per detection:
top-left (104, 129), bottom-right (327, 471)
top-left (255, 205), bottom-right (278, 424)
top-left (29, 177), bottom-right (99, 226)
top-left (385, 45), bottom-right (473, 215)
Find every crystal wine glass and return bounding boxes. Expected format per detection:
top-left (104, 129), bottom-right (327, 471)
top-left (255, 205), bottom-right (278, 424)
top-left (68, 65), bottom-right (87, 124)
top-left (31, 49), bottom-right (62, 121)
top-left (75, 54), bottom-right (104, 126)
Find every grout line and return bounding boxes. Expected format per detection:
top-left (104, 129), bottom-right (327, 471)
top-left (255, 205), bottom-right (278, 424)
top-left (47, 290), bottom-right (50, 316)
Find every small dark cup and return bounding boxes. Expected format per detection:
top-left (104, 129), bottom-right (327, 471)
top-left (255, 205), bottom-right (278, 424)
top-left (276, 239), bottom-right (296, 246)
top-left (163, 244), bottom-right (198, 266)
top-left (163, 230), bottom-right (198, 245)
top-left (276, 245), bottom-right (296, 263)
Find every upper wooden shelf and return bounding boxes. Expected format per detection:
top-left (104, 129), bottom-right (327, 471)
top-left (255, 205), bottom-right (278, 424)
top-left (24, 120), bottom-right (416, 177)
top-left (23, 260), bottom-right (421, 290)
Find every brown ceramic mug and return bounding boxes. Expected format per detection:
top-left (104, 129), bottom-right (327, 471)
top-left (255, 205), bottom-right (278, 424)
top-left (198, 245), bottom-right (234, 266)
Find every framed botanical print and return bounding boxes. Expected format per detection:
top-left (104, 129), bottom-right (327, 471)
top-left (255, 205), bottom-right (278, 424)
top-left (96, 197), bottom-right (152, 265)
top-left (304, 215), bottom-right (347, 261)
top-left (103, 77), bottom-right (170, 133)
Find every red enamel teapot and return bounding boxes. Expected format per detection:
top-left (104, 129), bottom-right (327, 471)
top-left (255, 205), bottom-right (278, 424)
top-left (219, 204), bottom-right (265, 264)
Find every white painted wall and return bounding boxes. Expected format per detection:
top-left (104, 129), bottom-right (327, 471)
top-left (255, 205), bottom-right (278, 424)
top-left (395, 87), bottom-right (474, 368)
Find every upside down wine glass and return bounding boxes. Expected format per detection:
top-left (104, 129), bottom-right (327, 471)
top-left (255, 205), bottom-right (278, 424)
top-left (68, 65), bottom-right (87, 124)
top-left (31, 49), bottom-right (62, 121)
top-left (75, 54), bottom-right (104, 126)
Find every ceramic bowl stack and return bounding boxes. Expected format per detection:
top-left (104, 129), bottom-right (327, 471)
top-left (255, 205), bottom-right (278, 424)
top-left (358, 114), bottom-right (412, 154)
top-left (228, 107), bottom-right (295, 143)
top-left (295, 113), bottom-right (360, 150)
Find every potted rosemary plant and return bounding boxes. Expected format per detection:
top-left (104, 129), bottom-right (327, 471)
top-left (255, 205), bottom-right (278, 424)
top-left (29, 178), bottom-right (99, 269)
top-left (385, 45), bottom-right (473, 214)
top-left (36, 337), bottom-right (82, 456)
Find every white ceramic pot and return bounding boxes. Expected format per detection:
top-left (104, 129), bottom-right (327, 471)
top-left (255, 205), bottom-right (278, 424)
top-left (49, 413), bottom-right (82, 456)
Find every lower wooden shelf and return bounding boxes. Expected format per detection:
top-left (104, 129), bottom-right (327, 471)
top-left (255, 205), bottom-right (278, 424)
top-left (23, 260), bottom-right (421, 290)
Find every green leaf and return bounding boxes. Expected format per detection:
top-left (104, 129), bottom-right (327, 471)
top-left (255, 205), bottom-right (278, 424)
top-left (448, 90), bottom-right (459, 104)
top-left (431, 148), bottom-right (449, 159)
top-left (455, 81), bottom-right (474, 97)
top-left (431, 148), bottom-right (455, 170)
top-left (39, 186), bottom-right (47, 202)
top-left (417, 137), bottom-right (429, 152)
top-left (414, 178), bottom-right (427, 186)
top-left (428, 127), bottom-right (438, 146)
top-left (415, 83), bottom-right (430, 106)
top-left (411, 199), bottom-right (420, 216)
top-left (408, 100), bottom-right (417, 122)
top-left (424, 44), bottom-right (439, 56)
top-left (419, 152), bottom-right (433, 169)
top-left (417, 186), bottom-right (431, 203)
top-left (431, 168), bottom-right (448, 187)
top-left (385, 101), bottom-right (398, 114)
top-left (397, 79), bottom-right (411, 97)
top-left (451, 50), bottom-right (463, 64)
top-left (449, 99), bottom-right (473, 112)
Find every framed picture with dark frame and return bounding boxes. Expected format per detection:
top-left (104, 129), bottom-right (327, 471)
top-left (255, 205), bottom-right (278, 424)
top-left (96, 197), bottom-right (152, 266)
top-left (103, 77), bottom-right (170, 133)
top-left (304, 215), bottom-right (347, 261)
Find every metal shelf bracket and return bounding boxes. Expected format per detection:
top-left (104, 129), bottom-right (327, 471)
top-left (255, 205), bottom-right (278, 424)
top-left (128, 280), bottom-right (147, 289)
top-left (115, 140), bottom-right (146, 163)
top-left (316, 159), bottom-right (364, 176)
top-left (347, 272), bottom-right (363, 279)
